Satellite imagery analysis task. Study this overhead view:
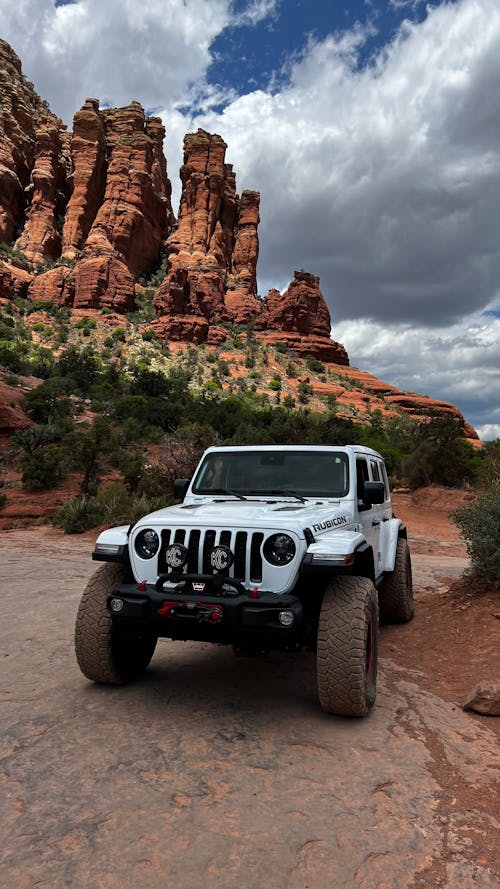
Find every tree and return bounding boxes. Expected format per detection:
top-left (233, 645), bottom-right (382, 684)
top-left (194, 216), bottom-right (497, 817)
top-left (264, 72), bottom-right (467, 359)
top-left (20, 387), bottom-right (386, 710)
top-left (402, 416), bottom-right (480, 489)
top-left (453, 485), bottom-right (500, 585)
top-left (65, 418), bottom-right (116, 497)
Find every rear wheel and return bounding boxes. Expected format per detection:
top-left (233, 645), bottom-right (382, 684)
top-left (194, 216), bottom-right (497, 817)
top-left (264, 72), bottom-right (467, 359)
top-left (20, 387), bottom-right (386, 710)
top-left (378, 538), bottom-right (414, 624)
top-left (75, 564), bottom-right (157, 684)
top-left (316, 576), bottom-right (378, 717)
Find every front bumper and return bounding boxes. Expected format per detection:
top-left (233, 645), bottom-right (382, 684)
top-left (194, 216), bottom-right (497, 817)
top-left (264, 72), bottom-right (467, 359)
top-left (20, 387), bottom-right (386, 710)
top-left (107, 574), bottom-right (304, 649)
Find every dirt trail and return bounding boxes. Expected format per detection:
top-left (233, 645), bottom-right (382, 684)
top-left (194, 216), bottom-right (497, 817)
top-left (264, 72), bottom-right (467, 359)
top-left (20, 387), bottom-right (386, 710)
top-left (1, 517), bottom-right (499, 889)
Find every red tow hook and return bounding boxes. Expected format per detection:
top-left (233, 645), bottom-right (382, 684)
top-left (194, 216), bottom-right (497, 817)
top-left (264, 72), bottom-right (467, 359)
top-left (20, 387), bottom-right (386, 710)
top-left (138, 580), bottom-right (147, 592)
top-left (250, 587), bottom-right (260, 599)
top-left (157, 601), bottom-right (177, 618)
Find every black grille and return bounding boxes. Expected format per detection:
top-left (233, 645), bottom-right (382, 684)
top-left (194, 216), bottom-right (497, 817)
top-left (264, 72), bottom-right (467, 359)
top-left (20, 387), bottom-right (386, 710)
top-left (157, 527), bottom-right (263, 582)
top-left (250, 533), bottom-right (264, 582)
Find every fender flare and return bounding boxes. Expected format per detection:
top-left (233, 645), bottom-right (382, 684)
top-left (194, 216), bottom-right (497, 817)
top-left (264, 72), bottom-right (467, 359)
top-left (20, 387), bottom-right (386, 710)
top-left (380, 518), bottom-right (407, 573)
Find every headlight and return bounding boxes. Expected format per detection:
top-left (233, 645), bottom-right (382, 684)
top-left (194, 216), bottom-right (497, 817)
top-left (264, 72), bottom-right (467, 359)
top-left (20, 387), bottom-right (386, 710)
top-left (134, 529), bottom-right (160, 560)
top-left (263, 533), bottom-right (296, 566)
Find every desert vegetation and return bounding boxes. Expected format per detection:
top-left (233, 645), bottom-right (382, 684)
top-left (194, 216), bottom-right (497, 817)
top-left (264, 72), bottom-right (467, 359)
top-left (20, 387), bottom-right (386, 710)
top-left (0, 301), bottom-right (496, 546)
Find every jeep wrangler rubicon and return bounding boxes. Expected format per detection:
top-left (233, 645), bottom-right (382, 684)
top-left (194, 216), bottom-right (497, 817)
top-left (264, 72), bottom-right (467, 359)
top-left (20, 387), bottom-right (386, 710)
top-left (75, 445), bottom-right (414, 717)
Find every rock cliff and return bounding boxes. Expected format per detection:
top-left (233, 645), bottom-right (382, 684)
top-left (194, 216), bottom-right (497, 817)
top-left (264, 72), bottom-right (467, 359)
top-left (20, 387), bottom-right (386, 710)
top-left (0, 39), bottom-right (64, 244)
top-left (0, 43), bottom-right (353, 360)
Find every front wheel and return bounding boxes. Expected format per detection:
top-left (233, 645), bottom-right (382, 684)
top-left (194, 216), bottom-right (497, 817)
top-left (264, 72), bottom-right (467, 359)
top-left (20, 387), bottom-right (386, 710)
top-left (316, 576), bottom-right (378, 717)
top-left (75, 563), bottom-right (157, 684)
top-left (378, 538), bottom-right (414, 624)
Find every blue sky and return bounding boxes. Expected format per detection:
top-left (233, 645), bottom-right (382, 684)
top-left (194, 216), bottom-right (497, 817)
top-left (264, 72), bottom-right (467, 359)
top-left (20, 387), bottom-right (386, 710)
top-left (209, 0), bottom-right (439, 94)
top-left (1, 0), bottom-right (499, 439)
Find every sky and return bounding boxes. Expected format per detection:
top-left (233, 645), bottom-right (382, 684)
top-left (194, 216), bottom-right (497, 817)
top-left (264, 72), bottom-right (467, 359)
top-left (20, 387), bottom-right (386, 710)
top-left (1, 0), bottom-right (499, 440)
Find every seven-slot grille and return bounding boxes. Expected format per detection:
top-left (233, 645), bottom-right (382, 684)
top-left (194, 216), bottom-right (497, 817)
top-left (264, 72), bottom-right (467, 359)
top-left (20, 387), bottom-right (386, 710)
top-left (157, 528), bottom-right (265, 583)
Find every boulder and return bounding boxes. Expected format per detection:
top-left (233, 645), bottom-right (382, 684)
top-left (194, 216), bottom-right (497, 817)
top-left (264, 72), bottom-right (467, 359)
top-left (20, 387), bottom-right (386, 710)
top-left (462, 684), bottom-right (500, 716)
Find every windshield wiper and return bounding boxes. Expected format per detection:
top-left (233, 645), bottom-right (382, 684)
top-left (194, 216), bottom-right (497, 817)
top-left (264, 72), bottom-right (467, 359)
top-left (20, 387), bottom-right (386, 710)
top-left (205, 487), bottom-right (248, 501)
top-left (248, 489), bottom-right (306, 503)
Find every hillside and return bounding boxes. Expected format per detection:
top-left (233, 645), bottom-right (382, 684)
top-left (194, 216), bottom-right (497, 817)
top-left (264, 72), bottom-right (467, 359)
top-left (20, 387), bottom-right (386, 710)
top-left (0, 38), bottom-right (478, 444)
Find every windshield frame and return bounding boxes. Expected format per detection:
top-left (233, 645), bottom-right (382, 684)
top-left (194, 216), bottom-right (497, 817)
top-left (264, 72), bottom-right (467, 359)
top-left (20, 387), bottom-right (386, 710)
top-left (192, 449), bottom-right (350, 499)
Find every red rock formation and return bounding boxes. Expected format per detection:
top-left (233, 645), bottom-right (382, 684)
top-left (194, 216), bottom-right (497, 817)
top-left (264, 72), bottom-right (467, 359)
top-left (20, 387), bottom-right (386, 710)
top-left (154, 130), bottom-right (260, 340)
top-left (225, 189), bottom-right (261, 324)
top-left (61, 98), bottom-right (106, 260)
top-left (384, 392), bottom-right (479, 439)
top-left (27, 254), bottom-right (135, 312)
top-left (0, 260), bottom-right (33, 300)
top-left (0, 377), bottom-right (34, 436)
top-left (0, 40), bottom-right (47, 242)
top-left (83, 103), bottom-right (173, 278)
top-left (27, 265), bottom-right (72, 305)
top-left (150, 314), bottom-right (210, 344)
top-left (70, 255), bottom-right (135, 311)
top-left (255, 271), bottom-right (349, 364)
top-left (15, 121), bottom-right (68, 264)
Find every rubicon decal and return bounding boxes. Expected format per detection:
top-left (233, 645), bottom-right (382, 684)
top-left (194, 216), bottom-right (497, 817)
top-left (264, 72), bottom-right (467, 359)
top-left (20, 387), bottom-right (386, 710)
top-left (312, 515), bottom-right (348, 532)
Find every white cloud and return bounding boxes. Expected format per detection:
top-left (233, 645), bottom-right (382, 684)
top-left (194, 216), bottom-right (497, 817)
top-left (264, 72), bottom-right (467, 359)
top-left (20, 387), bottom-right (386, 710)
top-left (192, 0), bottom-right (500, 330)
top-left (0, 0), bottom-right (233, 124)
top-left (475, 424), bottom-right (500, 442)
top-left (233, 0), bottom-right (279, 27)
top-left (334, 313), bottom-right (500, 440)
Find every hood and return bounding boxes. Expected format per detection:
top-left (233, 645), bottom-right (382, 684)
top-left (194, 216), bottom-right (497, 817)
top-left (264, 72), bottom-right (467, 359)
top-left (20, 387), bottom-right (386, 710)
top-left (134, 498), bottom-right (356, 535)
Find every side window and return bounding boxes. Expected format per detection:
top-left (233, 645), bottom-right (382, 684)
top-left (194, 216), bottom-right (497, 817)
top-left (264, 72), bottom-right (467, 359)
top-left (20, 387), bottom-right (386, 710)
top-left (356, 458), bottom-right (369, 500)
top-left (370, 459), bottom-right (380, 481)
top-left (379, 461), bottom-right (390, 500)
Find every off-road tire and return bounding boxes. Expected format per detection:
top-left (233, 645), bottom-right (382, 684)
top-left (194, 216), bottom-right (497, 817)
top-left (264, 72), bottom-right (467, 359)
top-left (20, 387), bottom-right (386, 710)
top-left (378, 538), bottom-right (414, 624)
top-left (317, 576), bottom-right (378, 717)
top-left (75, 564), bottom-right (157, 684)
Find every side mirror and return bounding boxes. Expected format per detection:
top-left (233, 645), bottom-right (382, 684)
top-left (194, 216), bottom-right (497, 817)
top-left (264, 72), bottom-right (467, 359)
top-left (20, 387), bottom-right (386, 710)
top-left (173, 478), bottom-right (190, 501)
top-left (362, 481), bottom-right (385, 505)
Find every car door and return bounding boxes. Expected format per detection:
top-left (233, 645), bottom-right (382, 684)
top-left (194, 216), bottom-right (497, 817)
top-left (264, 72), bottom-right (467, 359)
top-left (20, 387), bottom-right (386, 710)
top-left (356, 456), bottom-right (381, 579)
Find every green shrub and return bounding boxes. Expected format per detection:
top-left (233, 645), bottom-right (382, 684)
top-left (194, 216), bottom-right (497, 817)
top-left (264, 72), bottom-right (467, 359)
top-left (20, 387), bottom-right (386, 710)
top-left (0, 343), bottom-right (28, 373)
top-left (127, 494), bottom-right (167, 525)
top-left (453, 486), bottom-right (500, 586)
top-left (298, 381), bottom-right (313, 404)
top-left (21, 446), bottom-right (67, 490)
top-left (306, 356), bottom-right (325, 373)
top-left (75, 317), bottom-right (97, 331)
top-left (53, 496), bottom-right (105, 534)
top-left (0, 491), bottom-right (7, 510)
top-left (0, 243), bottom-right (29, 266)
top-left (11, 424), bottom-right (61, 455)
top-left (24, 379), bottom-right (72, 423)
top-left (26, 299), bottom-right (61, 317)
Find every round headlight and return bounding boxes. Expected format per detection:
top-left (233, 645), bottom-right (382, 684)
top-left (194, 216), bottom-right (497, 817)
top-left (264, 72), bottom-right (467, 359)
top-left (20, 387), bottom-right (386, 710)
top-left (263, 533), bottom-right (296, 566)
top-left (135, 528), bottom-right (160, 560)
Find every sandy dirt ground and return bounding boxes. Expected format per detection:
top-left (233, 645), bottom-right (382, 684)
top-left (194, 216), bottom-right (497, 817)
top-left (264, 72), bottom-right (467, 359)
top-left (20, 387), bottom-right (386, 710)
top-left (1, 498), bottom-right (499, 889)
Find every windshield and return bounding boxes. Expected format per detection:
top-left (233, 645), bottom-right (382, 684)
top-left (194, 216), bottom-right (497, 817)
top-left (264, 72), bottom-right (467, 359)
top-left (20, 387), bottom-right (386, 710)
top-left (192, 450), bottom-right (349, 498)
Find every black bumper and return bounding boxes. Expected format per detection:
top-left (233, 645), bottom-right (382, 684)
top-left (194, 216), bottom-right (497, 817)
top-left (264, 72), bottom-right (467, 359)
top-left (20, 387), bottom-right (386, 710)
top-left (107, 575), bottom-right (304, 649)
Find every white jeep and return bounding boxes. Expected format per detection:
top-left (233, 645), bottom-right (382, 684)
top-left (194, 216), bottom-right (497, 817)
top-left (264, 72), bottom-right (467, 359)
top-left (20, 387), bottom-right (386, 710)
top-left (75, 445), bottom-right (413, 717)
